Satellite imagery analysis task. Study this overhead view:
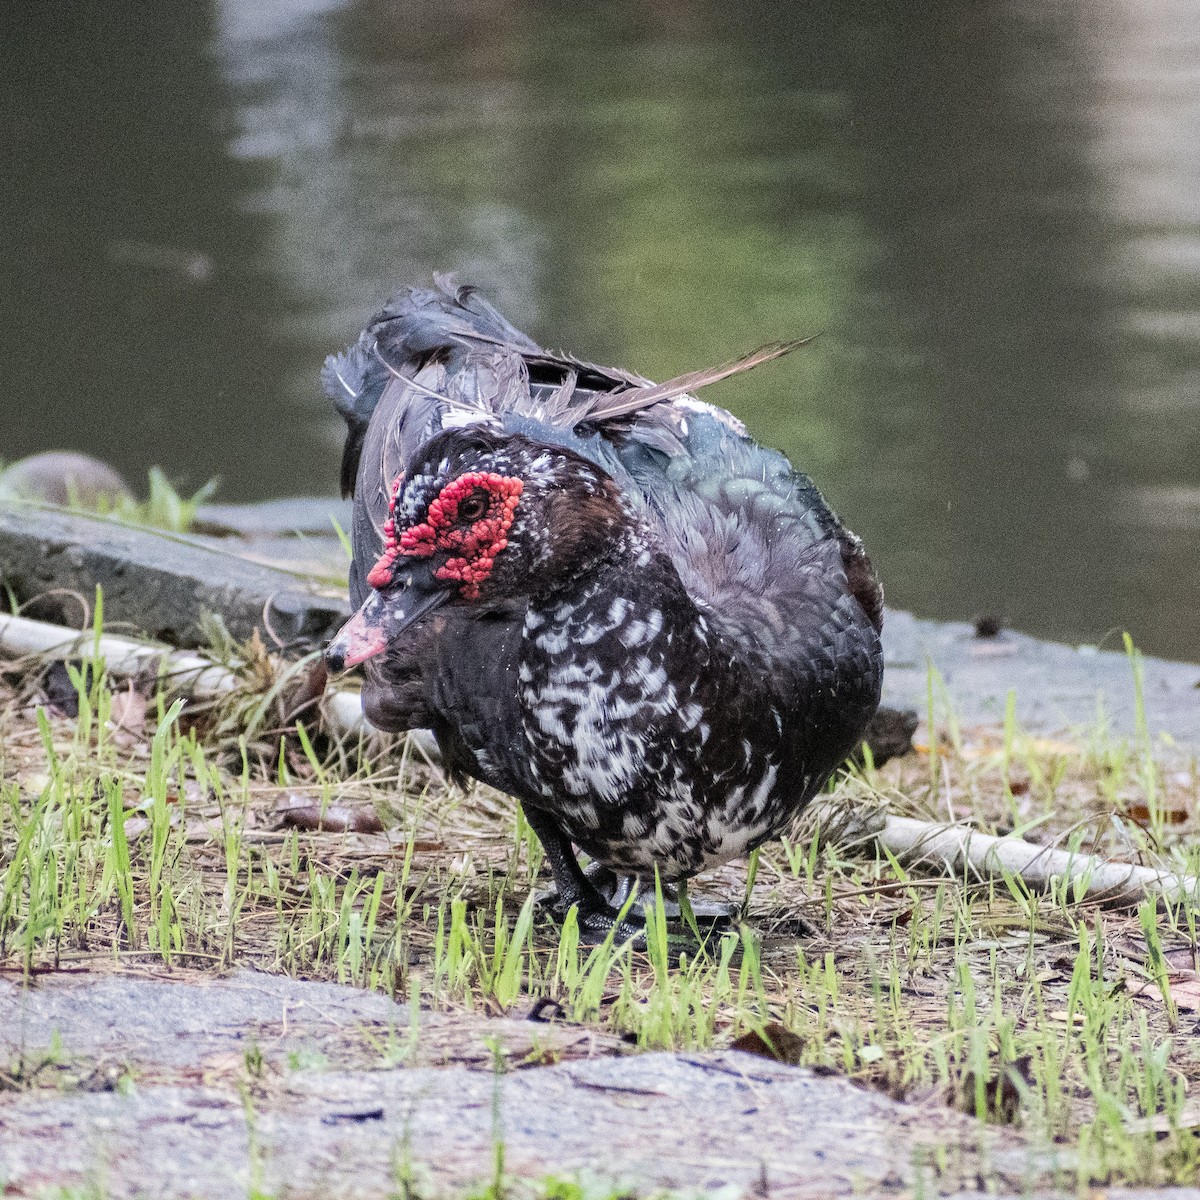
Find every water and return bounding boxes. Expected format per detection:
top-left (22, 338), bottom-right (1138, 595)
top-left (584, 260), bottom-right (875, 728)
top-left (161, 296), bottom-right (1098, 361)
top-left (5, 0), bottom-right (1199, 660)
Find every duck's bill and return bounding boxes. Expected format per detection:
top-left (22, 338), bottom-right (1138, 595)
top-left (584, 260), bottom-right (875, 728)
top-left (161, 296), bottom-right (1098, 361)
top-left (324, 577), bottom-right (450, 672)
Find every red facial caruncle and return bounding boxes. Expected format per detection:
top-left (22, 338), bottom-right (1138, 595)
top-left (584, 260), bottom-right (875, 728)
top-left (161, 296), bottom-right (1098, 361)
top-left (366, 471), bottom-right (524, 600)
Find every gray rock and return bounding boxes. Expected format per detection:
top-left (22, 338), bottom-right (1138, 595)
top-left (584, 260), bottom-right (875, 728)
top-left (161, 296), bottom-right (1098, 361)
top-left (0, 969), bottom-right (1050, 1199)
top-left (0, 505), bottom-right (348, 648)
top-left (1, 969), bottom-right (410, 1071)
top-left (0, 451), bottom-right (134, 509)
top-left (194, 496), bottom-right (354, 539)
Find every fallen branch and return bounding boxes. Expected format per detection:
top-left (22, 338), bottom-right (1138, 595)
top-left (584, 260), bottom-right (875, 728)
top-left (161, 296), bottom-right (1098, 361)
top-left (0, 611), bottom-right (340, 734)
top-left (0, 610), bottom-right (445, 760)
top-left (0, 611), bottom-right (237, 699)
top-left (884, 815), bottom-right (1199, 907)
top-left (809, 799), bottom-right (1198, 909)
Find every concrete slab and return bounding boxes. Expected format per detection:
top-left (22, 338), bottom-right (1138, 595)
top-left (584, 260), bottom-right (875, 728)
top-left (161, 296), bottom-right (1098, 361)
top-left (882, 609), bottom-right (1200, 749)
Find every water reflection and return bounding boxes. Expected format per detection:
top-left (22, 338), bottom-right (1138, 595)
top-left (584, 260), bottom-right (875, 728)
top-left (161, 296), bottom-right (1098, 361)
top-left (4, 0), bottom-right (1198, 659)
top-left (845, 1), bottom-right (1119, 648)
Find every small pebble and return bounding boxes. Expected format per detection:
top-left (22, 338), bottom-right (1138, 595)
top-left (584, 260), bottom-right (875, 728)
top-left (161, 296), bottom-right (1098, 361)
top-left (973, 613), bottom-right (1004, 638)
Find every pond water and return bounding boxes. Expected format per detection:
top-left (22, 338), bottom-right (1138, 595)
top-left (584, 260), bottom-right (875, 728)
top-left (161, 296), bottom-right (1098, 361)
top-left (5, 0), bottom-right (1199, 660)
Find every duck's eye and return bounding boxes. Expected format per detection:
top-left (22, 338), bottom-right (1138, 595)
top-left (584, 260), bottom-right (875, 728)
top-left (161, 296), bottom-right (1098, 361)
top-left (457, 493), bottom-right (488, 522)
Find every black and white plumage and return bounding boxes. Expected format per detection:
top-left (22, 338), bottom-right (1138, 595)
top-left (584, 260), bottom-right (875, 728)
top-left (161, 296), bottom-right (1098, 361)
top-left (324, 278), bottom-right (883, 937)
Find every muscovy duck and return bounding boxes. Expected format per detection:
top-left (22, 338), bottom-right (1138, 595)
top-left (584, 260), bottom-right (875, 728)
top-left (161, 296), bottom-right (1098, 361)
top-left (324, 279), bottom-right (883, 939)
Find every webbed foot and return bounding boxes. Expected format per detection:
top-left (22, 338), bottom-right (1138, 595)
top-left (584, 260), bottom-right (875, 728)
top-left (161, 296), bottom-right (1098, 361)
top-left (571, 897), bottom-right (647, 949)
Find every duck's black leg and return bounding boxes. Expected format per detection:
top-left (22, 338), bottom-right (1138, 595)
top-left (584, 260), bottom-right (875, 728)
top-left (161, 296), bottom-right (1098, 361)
top-left (585, 862), bottom-right (736, 927)
top-left (521, 806), bottom-right (644, 945)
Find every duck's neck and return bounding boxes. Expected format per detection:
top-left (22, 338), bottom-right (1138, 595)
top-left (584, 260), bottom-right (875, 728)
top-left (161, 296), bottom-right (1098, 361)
top-left (519, 531), bottom-right (763, 772)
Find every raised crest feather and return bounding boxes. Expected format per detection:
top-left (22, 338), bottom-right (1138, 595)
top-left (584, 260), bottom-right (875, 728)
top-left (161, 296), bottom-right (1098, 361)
top-left (325, 276), bottom-right (815, 515)
top-left (326, 276), bottom-right (814, 440)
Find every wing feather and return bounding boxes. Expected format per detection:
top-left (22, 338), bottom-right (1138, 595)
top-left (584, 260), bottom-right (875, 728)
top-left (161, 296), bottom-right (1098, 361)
top-left (581, 338), bottom-right (815, 422)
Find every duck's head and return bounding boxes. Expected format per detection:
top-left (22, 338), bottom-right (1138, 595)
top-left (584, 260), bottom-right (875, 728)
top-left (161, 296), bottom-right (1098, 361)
top-left (324, 426), bottom-right (630, 671)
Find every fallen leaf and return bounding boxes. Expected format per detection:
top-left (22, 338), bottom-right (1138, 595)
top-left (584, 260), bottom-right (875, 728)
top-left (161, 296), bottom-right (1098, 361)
top-left (1111, 935), bottom-right (1198, 972)
top-left (284, 658), bottom-right (328, 725)
top-left (1127, 801), bottom-right (1190, 828)
top-left (123, 816), bottom-right (150, 840)
top-left (1165, 946), bottom-right (1200, 971)
top-left (21, 772), bottom-right (50, 797)
top-left (1127, 970), bottom-right (1200, 1012)
top-left (108, 685), bottom-right (147, 733)
top-left (39, 659), bottom-right (91, 717)
top-left (730, 1022), bottom-right (806, 1065)
top-left (1046, 1009), bottom-right (1087, 1026)
top-left (448, 853), bottom-right (476, 877)
top-left (275, 794), bottom-right (384, 834)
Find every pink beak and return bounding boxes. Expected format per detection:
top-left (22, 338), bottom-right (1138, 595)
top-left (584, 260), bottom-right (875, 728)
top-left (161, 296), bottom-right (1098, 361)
top-left (325, 594), bottom-right (391, 671)
top-left (324, 580), bottom-right (451, 674)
